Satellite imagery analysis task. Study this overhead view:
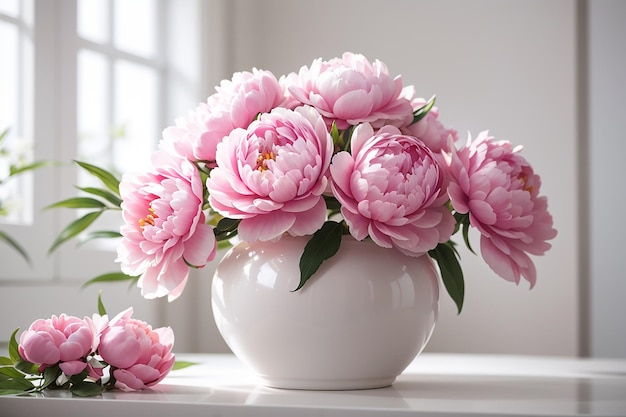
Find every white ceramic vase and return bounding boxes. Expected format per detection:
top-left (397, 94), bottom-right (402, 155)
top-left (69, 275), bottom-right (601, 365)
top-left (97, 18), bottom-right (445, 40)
top-left (211, 235), bottom-right (439, 390)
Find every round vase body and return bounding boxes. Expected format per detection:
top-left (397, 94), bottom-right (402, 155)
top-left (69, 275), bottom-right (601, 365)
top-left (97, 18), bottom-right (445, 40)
top-left (211, 235), bottom-right (439, 390)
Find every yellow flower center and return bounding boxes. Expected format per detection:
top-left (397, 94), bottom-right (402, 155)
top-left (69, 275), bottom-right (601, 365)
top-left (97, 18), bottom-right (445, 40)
top-left (518, 173), bottom-right (534, 194)
top-left (256, 151), bottom-right (276, 172)
top-left (139, 206), bottom-right (158, 229)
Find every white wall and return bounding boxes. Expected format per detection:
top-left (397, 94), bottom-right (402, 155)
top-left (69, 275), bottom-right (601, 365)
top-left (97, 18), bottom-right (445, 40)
top-left (589, 0), bottom-right (626, 358)
top-left (191, 0), bottom-right (580, 356)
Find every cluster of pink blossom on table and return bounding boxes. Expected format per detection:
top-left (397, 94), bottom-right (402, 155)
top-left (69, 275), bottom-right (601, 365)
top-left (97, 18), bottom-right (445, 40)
top-left (17, 308), bottom-right (175, 393)
top-left (116, 51), bottom-right (557, 305)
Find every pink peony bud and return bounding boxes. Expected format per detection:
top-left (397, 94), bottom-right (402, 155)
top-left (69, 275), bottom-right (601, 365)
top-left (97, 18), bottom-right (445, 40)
top-left (18, 314), bottom-right (97, 375)
top-left (98, 308), bottom-right (175, 392)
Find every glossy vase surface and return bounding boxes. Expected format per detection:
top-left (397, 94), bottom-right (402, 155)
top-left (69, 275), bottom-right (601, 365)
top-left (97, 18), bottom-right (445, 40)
top-left (211, 235), bottom-right (439, 390)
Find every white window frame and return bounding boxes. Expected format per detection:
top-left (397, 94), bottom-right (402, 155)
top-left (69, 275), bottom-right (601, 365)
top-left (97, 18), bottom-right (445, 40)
top-left (0, 0), bottom-right (207, 347)
top-left (0, 0), bottom-right (55, 282)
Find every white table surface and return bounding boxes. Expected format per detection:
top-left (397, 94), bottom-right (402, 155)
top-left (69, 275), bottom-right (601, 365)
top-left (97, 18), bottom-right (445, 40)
top-left (2, 353), bottom-right (626, 417)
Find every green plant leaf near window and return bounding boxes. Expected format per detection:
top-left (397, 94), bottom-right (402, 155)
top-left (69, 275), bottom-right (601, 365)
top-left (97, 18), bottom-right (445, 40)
top-left (0, 127), bottom-right (51, 265)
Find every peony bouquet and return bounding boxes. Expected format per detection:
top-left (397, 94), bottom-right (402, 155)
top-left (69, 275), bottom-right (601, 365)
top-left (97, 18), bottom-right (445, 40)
top-left (51, 52), bottom-right (557, 313)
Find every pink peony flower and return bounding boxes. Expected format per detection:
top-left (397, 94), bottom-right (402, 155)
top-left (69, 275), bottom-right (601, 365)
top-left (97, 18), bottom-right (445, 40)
top-left (160, 69), bottom-right (288, 166)
top-left (288, 52), bottom-right (414, 130)
top-left (19, 314), bottom-right (97, 375)
top-left (207, 106), bottom-right (333, 242)
top-left (98, 308), bottom-right (175, 392)
top-left (117, 150), bottom-right (217, 301)
top-left (330, 124), bottom-right (455, 256)
top-left (446, 131), bottom-right (557, 286)
top-left (401, 87), bottom-right (458, 154)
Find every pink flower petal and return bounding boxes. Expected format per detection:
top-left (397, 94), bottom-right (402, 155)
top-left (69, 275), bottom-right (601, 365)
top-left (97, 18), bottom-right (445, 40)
top-left (238, 211), bottom-right (296, 242)
top-left (183, 223), bottom-right (217, 267)
top-left (59, 360), bottom-right (87, 376)
top-left (113, 369), bottom-right (146, 392)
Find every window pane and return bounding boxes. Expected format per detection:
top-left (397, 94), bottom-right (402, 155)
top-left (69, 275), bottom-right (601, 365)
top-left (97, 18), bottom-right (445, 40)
top-left (113, 0), bottom-right (156, 58)
top-left (0, 21), bottom-right (18, 131)
top-left (113, 60), bottom-right (158, 172)
top-left (0, 20), bottom-right (32, 226)
top-left (0, 0), bottom-right (19, 17)
top-left (0, 136), bottom-right (33, 225)
top-left (77, 49), bottom-right (110, 167)
top-left (77, 0), bottom-right (109, 44)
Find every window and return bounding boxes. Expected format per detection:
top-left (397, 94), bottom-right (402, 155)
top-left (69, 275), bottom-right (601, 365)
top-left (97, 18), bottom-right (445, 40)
top-left (0, 0), bottom-right (203, 280)
top-left (0, 0), bottom-right (42, 282)
top-left (71, 0), bottom-right (166, 258)
top-left (76, 0), bottom-right (162, 175)
top-left (0, 0), bottom-right (204, 343)
top-left (0, 0), bottom-right (34, 227)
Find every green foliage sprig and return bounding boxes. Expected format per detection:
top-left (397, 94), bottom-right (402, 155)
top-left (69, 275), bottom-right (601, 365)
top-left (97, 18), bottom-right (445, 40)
top-left (47, 161), bottom-right (137, 285)
top-left (0, 128), bottom-right (52, 265)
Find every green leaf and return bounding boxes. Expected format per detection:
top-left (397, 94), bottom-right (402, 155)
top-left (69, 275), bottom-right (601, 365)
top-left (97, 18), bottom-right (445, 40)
top-left (214, 217), bottom-right (239, 233)
top-left (429, 242), bottom-right (464, 314)
top-left (0, 368), bottom-right (35, 391)
top-left (86, 230), bottom-right (122, 239)
top-left (216, 240), bottom-right (234, 251)
top-left (14, 360), bottom-right (39, 376)
top-left (70, 380), bottom-right (103, 397)
top-left (0, 127), bottom-right (9, 143)
top-left (0, 377), bottom-right (34, 392)
top-left (41, 366), bottom-right (61, 390)
top-left (76, 186), bottom-right (123, 207)
top-left (8, 329), bottom-right (20, 363)
top-left (74, 160), bottom-right (120, 194)
top-left (0, 230), bottom-right (30, 265)
top-left (45, 197), bottom-right (106, 210)
top-left (9, 160), bottom-right (50, 177)
top-left (78, 230), bottom-right (122, 246)
top-left (295, 221), bottom-right (343, 291)
top-left (0, 367), bottom-right (29, 380)
top-left (214, 217), bottom-right (240, 241)
top-left (0, 357), bottom-right (13, 366)
top-left (341, 125), bottom-right (354, 152)
top-left (0, 388), bottom-right (33, 396)
top-left (171, 361), bottom-right (197, 371)
top-left (330, 121), bottom-right (340, 143)
top-left (453, 212), bottom-right (475, 255)
top-left (68, 369), bottom-right (89, 384)
top-left (48, 210), bottom-right (103, 254)
top-left (97, 290), bottom-right (107, 316)
top-left (411, 95), bottom-right (436, 124)
top-left (323, 194), bottom-right (341, 211)
top-left (81, 272), bottom-right (139, 288)
top-left (461, 222), bottom-right (475, 255)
